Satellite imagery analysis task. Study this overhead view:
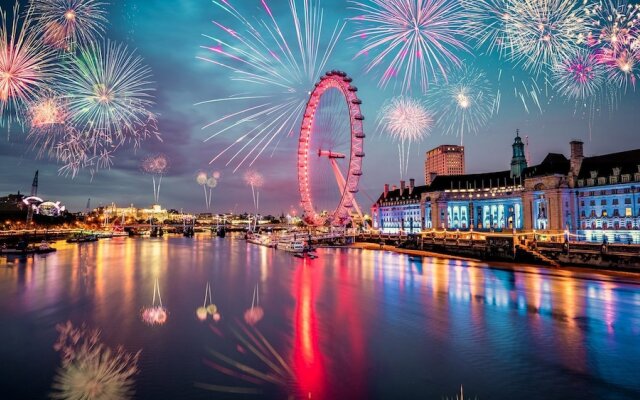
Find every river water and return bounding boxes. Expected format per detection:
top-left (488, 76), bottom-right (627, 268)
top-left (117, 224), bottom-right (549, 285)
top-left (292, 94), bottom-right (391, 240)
top-left (0, 235), bottom-right (639, 399)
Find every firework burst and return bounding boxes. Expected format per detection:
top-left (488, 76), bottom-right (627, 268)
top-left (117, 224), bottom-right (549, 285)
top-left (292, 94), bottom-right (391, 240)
top-left (0, 3), bottom-right (55, 124)
top-left (350, 0), bottom-right (468, 93)
top-left (25, 90), bottom-right (69, 158)
top-left (59, 41), bottom-right (157, 141)
top-left (53, 41), bottom-right (158, 176)
top-left (142, 154), bottom-right (169, 204)
top-left (244, 170), bottom-right (264, 213)
top-left (585, 1), bottom-right (640, 89)
top-left (461, 0), bottom-right (511, 55)
top-left (378, 96), bottom-right (432, 178)
top-left (51, 321), bottom-right (141, 400)
top-left (505, 0), bottom-right (586, 76)
top-left (141, 278), bottom-right (168, 326)
top-left (553, 49), bottom-right (605, 100)
top-left (197, 0), bottom-right (345, 171)
top-left (427, 66), bottom-right (496, 145)
top-left (30, 0), bottom-right (108, 49)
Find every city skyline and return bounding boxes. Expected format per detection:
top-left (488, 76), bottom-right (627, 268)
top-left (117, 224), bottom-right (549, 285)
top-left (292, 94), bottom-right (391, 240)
top-left (1, 0), bottom-right (640, 214)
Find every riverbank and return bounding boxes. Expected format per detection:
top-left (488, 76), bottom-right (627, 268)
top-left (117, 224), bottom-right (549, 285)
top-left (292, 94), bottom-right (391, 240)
top-left (351, 242), bottom-right (479, 262)
top-left (350, 242), bottom-right (640, 285)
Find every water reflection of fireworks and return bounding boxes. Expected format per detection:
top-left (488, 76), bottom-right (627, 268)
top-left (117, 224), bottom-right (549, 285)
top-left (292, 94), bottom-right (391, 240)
top-left (196, 281), bottom-right (221, 322)
top-left (244, 283), bottom-right (263, 326)
top-left (196, 321), bottom-right (295, 396)
top-left (51, 321), bottom-right (141, 400)
top-left (141, 278), bottom-right (168, 326)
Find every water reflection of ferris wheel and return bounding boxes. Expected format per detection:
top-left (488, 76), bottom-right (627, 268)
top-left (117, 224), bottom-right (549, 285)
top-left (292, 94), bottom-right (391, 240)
top-left (298, 71), bottom-right (365, 226)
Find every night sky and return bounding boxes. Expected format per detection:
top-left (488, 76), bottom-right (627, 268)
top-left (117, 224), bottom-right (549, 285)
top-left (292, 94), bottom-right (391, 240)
top-left (1, 0), bottom-right (640, 214)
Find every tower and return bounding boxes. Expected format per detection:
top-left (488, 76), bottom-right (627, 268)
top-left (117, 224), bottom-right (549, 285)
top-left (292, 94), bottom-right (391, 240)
top-left (510, 130), bottom-right (527, 178)
top-left (424, 145), bottom-right (465, 185)
top-left (26, 170), bottom-right (39, 223)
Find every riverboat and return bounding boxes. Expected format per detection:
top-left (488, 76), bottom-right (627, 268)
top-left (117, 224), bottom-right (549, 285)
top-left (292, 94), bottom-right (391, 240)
top-left (66, 233), bottom-right (99, 243)
top-left (277, 237), bottom-right (305, 253)
top-left (247, 232), bottom-right (275, 247)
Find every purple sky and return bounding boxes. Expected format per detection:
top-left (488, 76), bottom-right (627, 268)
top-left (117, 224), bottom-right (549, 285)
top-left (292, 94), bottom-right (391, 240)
top-left (1, 0), bottom-right (640, 215)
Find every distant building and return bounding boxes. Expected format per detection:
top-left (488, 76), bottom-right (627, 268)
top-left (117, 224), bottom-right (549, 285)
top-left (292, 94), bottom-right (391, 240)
top-left (101, 203), bottom-right (173, 222)
top-left (373, 132), bottom-right (640, 243)
top-left (424, 145), bottom-right (465, 185)
top-left (0, 192), bottom-right (25, 213)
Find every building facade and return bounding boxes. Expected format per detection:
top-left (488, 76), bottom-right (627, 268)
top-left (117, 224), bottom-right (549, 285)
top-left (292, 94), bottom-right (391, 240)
top-left (373, 134), bottom-right (640, 243)
top-left (424, 145), bottom-right (465, 185)
top-left (371, 179), bottom-right (426, 234)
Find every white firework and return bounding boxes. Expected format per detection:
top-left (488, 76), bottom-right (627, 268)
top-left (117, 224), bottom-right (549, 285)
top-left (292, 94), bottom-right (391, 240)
top-left (379, 96), bottom-right (433, 179)
top-left (30, 0), bottom-right (108, 49)
top-left (505, 0), bottom-right (586, 75)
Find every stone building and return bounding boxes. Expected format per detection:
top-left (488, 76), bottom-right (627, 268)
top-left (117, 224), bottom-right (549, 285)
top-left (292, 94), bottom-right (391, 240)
top-left (372, 133), bottom-right (640, 243)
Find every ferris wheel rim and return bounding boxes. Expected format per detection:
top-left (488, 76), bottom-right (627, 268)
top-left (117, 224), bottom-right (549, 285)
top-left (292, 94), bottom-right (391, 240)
top-left (297, 70), bottom-right (365, 226)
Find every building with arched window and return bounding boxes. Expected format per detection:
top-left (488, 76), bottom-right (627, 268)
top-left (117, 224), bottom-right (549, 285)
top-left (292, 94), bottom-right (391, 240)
top-left (372, 133), bottom-right (640, 243)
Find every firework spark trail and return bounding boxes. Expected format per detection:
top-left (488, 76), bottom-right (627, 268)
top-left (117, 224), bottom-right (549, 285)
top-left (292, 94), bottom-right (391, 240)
top-left (51, 321), bottom-right (141, 400)
top-left (462, 0), bottom-right (544, 114)
top-left (349, 0), bottom-right (468, 94)
top-left (30, 0), bottom-right (108, 50)
top-left (461, 0), bottom-right (511, 56)
top-left (378, 96), bottom-right (432, 179)
top-left (0, 3), bottom-right (56, 126)
top-left (197, 320), bottom-right (295, 395)
top-left (504, 0), bottom-right (586, 76)
top-left (198, 0), bottom-right (345, 172)
top-left (426, 66), bottom-right (496, 146)
top-left (197, 171), bottom-right (209, 210)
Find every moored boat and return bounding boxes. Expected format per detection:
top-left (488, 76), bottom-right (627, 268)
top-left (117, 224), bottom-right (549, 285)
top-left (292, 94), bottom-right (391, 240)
top-left (277, 237), bottom-right (305, 253)
top-left (35, 241), bottom-right (56, 254)
top-left (66, 233), bottom-right (98, 243)
top-left (247, 232), bottom-right (275, 248)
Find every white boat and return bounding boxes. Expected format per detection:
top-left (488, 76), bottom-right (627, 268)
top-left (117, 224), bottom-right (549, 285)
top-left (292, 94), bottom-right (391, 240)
top-left (111, 231), bottom-right (129, 237)
top-left (247, 233), bottom-right (275, 248)
top-left (277, 237), bottom-right (305, 253)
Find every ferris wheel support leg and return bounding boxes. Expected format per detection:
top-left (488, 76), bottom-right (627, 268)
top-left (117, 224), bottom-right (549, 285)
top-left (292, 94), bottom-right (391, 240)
top-left (329, 159), bottom-right (364, 220)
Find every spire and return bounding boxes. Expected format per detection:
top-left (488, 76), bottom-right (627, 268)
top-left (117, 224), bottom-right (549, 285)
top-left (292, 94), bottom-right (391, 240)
top-left (511, 131), bottom-right (527, 178)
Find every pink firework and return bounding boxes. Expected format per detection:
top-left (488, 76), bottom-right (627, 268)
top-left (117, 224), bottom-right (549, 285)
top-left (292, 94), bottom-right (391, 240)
top-left (142, 155), bottom-right (169, 204)
top-left (141, 306), bottom-right (168, 326)
top-left (244, 284), bottom-right (263, 325)
top-left (553, 50), bottom-right (605, 100)
top-left (28, 92), bottom-right (67, 127)
top-left (141, 278), bottom-right (167, 326)
top-left (26, 91), bottom-right (68, 158)
top-left (350, 0), bottom-right (468, 93)
top-left (585, 1), bottom-right (640, 89)
top-left (142, 154), bottom-right (169, 175)
top-left (243, 170), bottom-right (264, 188)
top-left (0, 3), bottom-right (55, 121)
